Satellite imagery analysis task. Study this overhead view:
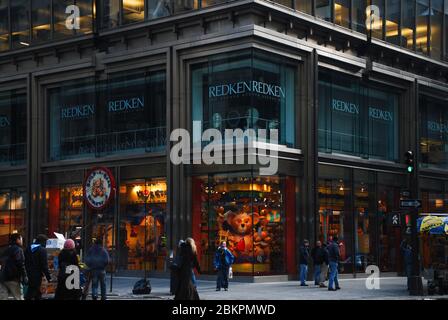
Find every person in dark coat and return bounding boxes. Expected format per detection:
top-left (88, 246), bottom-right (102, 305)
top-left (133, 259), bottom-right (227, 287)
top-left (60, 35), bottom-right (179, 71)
top-left (214, 241), bottom-right (235, 291)
top-left (298, 239), bottom-right (310, 286)
top-left (55, 239), bottom-right (81, 300)
top-left (24, 234), bottom-right (52, 300)
top-left (85, 239), bottom-right (110, 300)
top-left (311, 241), bottom-right (328, 287)
top-left (170, 240), bottom-right (184, 295)
top-left (400, 239), bottom-right (413, 291)
top-left (327, 236), bottom-right (341, 291)
top-left (174, 238), bottom-right (200, 300)
top-left (0, 233), bottom-right (28, 300)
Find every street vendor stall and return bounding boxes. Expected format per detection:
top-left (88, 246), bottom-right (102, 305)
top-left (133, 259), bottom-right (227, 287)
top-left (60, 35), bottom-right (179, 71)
top-left (418, 215), bottom-right (448, 295)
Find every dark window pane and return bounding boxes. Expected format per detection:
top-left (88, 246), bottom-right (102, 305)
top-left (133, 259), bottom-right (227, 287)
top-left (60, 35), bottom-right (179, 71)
top-left (385, 0), bottom-right (400, 45)
top-left (445, 0), bottom-right (448, 59)
top-left (173, 0), bottom-right (197, 14)
top-left (147, 0), bottom-right (172, 19)
top-left (0, 0), bottom-right (9, 51)
top-left (101, 0), bottom-right (120, 29)
top-left (11, 0), bottom-right (30, 48)
top-left (295, 0), bottom-right (312, 14)
top-left (54, 0), bottom-right (75, 38)
top-left (416, 0), bottom-right (429, 54)
top-left (274, 0), bottom-right (293, 8)
top-left (401, 0), bottom-right (415, 49)
top-left (353, 0), bottom-right (368, 33)
top-left (430, 0), bottom-right (443, 59)
top-left (122, 0), bottom-right (145, 24)
top-left (334, 0), bottom-right (350, 28)
top-left (77, 0), bottom-right (93, 34)
top-left (316, 0), bottom-right (332, 22)
top-left (32, 0), bottom-right (51, 42)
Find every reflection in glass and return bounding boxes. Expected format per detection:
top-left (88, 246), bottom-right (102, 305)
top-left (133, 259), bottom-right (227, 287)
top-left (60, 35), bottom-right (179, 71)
top-left (430, 0), bottom-right (443, 59)
top-left (274, 0), bottom-right (293, 8)
top-left (369, 0), bottom-right (384, 39)
top-left (148, 0), bottom-right (172, 19)
top-left (102, 0), bottom-right (120, 29)
top-left (32, 0), bottom-right (51, 42)
top-left (315, 0), bottom-right (332, 22)
top-left (0, 0), bottom-right (8, 51)
top-left (385, 0), bottom-right (400, 45)
top-left (334, 0), bottom-right (350, 28)
top-left (201, 0), bottom-right (227, 7)
top-left (352, 0), bottom-right (368, 33)
top-left (11, 0), bottom-right (30, 49)
top-left (54, 0), bottom-right (75, 38)
top-left (173, 0), bottom-right (198, 14)
top-left (123, 0), bottom-right (145, 24)
top-left (0, 190), bottom-right (27, 250)
top-left (416, 0), bottom-right (429, 54)
top-left (295, 0), bottom-right (312, 14)
top-left (401, 0), bottom-right (415, 49)
top-left (76, 0), bottom-right (94, 34)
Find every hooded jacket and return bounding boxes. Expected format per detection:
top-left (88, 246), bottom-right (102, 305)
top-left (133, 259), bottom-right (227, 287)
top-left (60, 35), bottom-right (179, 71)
top-left (25, 243), bottom-right (51, 285)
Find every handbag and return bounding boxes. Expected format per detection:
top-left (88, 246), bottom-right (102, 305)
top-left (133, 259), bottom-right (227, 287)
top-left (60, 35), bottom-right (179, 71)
top-left (228, 267), bottom-right (233, 279)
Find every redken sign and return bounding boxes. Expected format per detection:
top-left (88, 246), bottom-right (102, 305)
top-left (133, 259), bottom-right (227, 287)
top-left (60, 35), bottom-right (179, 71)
top-left (331, 99), bottom-right (393, 121)
top-left (209, 81), bottom-right (286, 99)
top-left (427, 121), bottom-right (448, 134)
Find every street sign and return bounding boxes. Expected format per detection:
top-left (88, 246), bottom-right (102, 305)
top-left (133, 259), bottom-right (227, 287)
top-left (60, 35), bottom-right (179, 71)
top-left (400, 190), bottom-right (411, 198)
top-left (390, 213), bottom-right (401, 226)
top-left (400, 199), bottom-right (422, 209)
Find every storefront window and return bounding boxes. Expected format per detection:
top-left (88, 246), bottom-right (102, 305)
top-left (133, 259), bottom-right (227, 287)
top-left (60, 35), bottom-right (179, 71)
top-left (385, 0), bottom-right (400, 45)
top-left (101, 0), bottom-right (120, 29)
top-left (401, 0), bottom-right (415, 49)
top-left (11, 0), bottom-right (30, 49)
top-left (430, 0), bottom-right (443, 59)
top-left (318, 70), bottom-right (399, 161)
top-left (196, 173), bottom-right (287, 275)
top-left (118, 179), bottom-right (167, 271)
top-left (416, 0), bottom-right (429, 54)
top-left (421, 178), bottom-right (448, 213)
top-left (334, 0), bottom-right (350, 28)
top-left (0, 90), bottom-right (27, 166)
top-left (32, 0), bottom-right (51, 42)
top-left (420, 95), bottom-right (448, 169)
top-left (191, 49), bottom-right (296, 148)
top-left (48, 70), bottom-right (166, 161)
top-left (0, 190), bottom-right (26, 251)
top-left (123, 0), bottom-right (145, 24)
top-left (0, 0), bottom-right (8, 52)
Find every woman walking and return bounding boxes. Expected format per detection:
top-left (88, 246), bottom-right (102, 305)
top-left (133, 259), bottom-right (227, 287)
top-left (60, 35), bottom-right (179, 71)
top-left (174, 237), bottom-right (200, 300)
top-left (55, 239), bottom-right (81, 300)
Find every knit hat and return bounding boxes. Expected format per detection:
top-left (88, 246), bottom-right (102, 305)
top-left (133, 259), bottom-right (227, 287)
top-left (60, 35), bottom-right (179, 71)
top-left (64, 239), bottom-right (76, 250)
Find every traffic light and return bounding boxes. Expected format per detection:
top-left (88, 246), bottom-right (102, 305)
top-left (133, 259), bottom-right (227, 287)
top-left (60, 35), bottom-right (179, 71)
top-left (405, 150), bottom-right (414, 173)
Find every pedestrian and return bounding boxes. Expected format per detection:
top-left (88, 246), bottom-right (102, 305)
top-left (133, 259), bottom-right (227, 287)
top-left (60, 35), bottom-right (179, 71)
top-left (24, 234), bottom-right (52, 300)
top-left (311, 241), bottom-right (327, 287)
top-left (327, 236), bottom-right (341, 291)
top-left (85, 239), bottom-right (110, 300)
top-left (320, 243), bottom-right (329, 286)
top-left (0, 233), bottom-right (28, 300)
top-left (169, 240), bottom-right (184, 295)
top-left (214, 241), bottom-right (235, 291)
top-left (174, 237), bottom-right (200, 300)
top-left (298, 239), bottom-right (310, 286)
top-left (55, 239), bottom-right (81, 300)
top-left (400, 239), bottom-right (413, 291)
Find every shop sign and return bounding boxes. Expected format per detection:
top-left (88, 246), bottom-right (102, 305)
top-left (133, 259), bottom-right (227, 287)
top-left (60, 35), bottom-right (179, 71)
top-left (61, 104), bottom-right (95, 120)
top-left (332, 99), bottom-right (359, 114)
top-left (209, 81), bottom-right (285, 99)
top-left (108, 97), bottom-right (144, 113)
top-left (0, 116), bottom-right (10, 128)
top-left (427, 121), bottom-right (448, 134)
top-left (84, 167), bottom-right (116, 210)
top-left (369, 107), bottom-right (393, 121)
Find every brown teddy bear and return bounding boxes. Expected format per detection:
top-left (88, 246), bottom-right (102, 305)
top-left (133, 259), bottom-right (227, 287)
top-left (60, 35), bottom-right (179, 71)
top-left (224, 210), bottom-right (259, 261)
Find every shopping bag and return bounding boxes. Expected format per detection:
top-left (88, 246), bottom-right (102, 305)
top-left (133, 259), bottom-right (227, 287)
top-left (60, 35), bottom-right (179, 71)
top-left (228, 267), bottom-right (233, 279)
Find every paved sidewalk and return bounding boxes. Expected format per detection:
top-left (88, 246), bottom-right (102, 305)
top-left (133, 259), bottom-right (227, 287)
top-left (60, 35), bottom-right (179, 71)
top-left (78, 276), bottom-right (446, 300)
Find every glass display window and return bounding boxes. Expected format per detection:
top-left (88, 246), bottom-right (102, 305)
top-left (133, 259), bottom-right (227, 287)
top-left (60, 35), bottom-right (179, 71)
top-left (118, 178), bottom-right (167, 271)
top-left (0, 189), bottom-right (26, 250)
top-left (196, 173), bottom-right (287, 275)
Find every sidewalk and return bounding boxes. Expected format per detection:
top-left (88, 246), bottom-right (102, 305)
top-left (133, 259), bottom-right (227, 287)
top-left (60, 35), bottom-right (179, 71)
top-left (75, 276), bottom-right (447, 300)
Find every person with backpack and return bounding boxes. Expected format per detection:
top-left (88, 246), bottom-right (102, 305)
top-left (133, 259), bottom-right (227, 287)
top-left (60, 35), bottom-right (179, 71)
top-left (85, 238), bottom-right (110, 300)
top-left (0, 233), bottom-right (28, 300)
top-left (214, 241), bottom-right (235, 291)
top-left (24, 234), bottom-right (52, 300)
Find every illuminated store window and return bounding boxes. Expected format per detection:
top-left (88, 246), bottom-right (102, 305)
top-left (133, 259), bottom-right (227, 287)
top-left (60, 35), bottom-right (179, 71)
top-left (421, 178), bottom-right (448, 214)
top-left (385, 0), bottom-right (400, 45)
top-left (191, 49), bottom-right (296, 148)
top-left (196, 174), bottom-right (287, 275)
top-left (315, 0), bottom-right (332, 22)
top-left (0, 190), bottom-right (27, 251)
top-left (48, 70), bottom-right (166, 161)
top-left (0, 0), bottom-right (8, 52)
top-left (430, 0), bottom-right (443, 59)
top-left (352, 0), bottom-right (368, 33)
top-left (370, 0), bottom-right (384, 39)
top-left (54, 0), bottom-right (75, 38)
top-left (294, 0), bottom-right (312, 14)
top-left (32, 0), bottom-right (51, 42)
top-left (102, 0), bottom-right (120, 28)
top-left (0, 90), bottom-right (27, 166)
top-left (118, 179), bottom-right (167, 271)
top-left (401, 0), bottom-right (415, 49)
top-left (420, 95), bottom-right (448, 169)
top-left (11, 0), bottom-right (30, 49)
top-left (318, 70), bottom-right (399, 161)
top-left (122, 0), bottom-right (145, 24)
top-left (201, 0), bottom-right (228, 8)
top-left (416, 0), bottom-right (429, 54)
top-left (334, 0), bottom-right (350, 28)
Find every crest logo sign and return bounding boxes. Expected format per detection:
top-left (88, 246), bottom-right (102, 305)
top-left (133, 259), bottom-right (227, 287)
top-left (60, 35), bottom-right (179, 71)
top-left (84, 167), bottom-right (115, 210)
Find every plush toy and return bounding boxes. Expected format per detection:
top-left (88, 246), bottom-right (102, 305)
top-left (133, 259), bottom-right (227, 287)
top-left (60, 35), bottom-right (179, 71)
top-left (224, 210), bottom-right (259, 261)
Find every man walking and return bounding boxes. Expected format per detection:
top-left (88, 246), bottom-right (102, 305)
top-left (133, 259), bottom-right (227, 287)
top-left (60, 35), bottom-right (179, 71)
top-left (86, 239), bottom-right (110, 300)
top-left (214, 242), bottom-right (234, 291)
top-left (0, 233), bottom-right (28, 300)
top-left (311, 241), bottom-right (327, 287)
top-left (24, 234), bottom-right (52, 300)
top-left (298, 239), bottom-right (310, 287)
top-left (327, 236), bottom-right (341, 291)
